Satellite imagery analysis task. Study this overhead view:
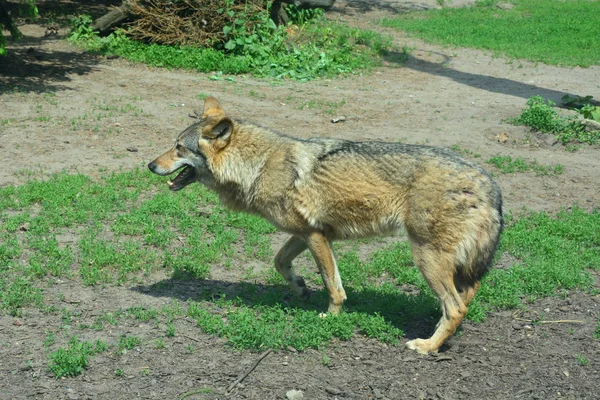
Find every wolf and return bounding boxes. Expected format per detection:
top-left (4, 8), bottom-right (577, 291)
top-left (148, 97), bottom-right (503, 354)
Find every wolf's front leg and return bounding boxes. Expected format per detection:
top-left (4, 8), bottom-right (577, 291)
top-left (305, 232), bottom-right (347, 314)
top-left (274, 235), bottom-right (310, 299)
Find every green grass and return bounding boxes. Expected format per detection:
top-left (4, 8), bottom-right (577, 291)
top-left (1, 168), bottom-right (599, 358)
top-left (511, 96), bottom-right (600, 147)
top-left (48, 336), bottom-right (108, 378)
top-left (69, 11), bottom-right (391, 81)
top-left (486, 155), bottom-right (563, 176)
top-left (117, 335), bottom-right (142, 353)
top-left (450, 144), bottom-right (481, 159)
top-left (381, 0), bottom-right (600, 67)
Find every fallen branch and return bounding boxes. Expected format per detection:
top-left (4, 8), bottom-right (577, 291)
top-left (226, 348), bottom-right (273, 394)
top-left (514, 318), bottom-right (584, 324)
top-left (512, 309), bottom-right (584, 325)
top-left (182, 334), bottom-right (201, 342)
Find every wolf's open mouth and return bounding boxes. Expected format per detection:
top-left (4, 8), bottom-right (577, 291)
top-left (167, 165), bottom-right (196, 191)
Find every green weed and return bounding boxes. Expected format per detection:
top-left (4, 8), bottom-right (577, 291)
top-left (0, 277), bottom-right (43, 316)
top-left (298, 99), bottom-right (346, 115)
top-left (486, 155), bottom-right (564, 176)
top-left (166, 323), bottom-right (176, 337)
top-left (68, 10), bottom-right (391, 80)
top-left (575, 354), bottom-right (589, 366)
top-left (48, 336), bottom-right (108, 378)
top-left (381, 0), bottom-right (600, 67)
top-left (561, 95), bottom-right (600, 122)
top-left (43, 331), bottom-right (56, 348)
top-left (117, 335), bottom-right (141, 353)
top-left (450, 144), bottom-right (481, 158)
top-left (127, 306), bottom-right (159, 322)
top-left (512, 96), bottom-right (600, 146)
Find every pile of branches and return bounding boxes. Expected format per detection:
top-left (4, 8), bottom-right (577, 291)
top-left (124, 0), bottom-right (267, 47)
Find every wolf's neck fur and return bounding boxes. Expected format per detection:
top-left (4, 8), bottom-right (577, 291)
top-left (211, 124), bottom-right (292, 210)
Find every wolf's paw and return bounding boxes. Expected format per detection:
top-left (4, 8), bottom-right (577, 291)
top-left (406, 338), bottom-right (438, 355)
top-left (290, 277), bottom-right (310, 299)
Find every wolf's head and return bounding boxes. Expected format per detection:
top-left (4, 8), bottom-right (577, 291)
top-left (148, 97), bottom-right (234, 191)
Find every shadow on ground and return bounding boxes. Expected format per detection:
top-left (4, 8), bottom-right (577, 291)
top-left (334, 0), bottom-right (435, 15)
top-left (0, 36), bottom-right (101, 94)
top-left (386, 50), bottom-right (600, 107)
top-left (132, 276), bottom-right (442, 342)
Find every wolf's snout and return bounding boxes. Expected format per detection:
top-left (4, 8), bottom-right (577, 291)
top-left (148, 161), bottom-right (157, 172)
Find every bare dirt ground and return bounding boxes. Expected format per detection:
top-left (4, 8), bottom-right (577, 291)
top-left (1, 1), bottom-right (600, 399)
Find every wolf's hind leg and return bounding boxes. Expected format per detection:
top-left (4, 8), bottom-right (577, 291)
top-left (406, 244), bottom-right (468, 354)
top-left (458, 281), bottom-right (481, 307)
top-left (305, 232), bottom-right (347, 315)
top-left (274, 235), bottom-right (310, 299)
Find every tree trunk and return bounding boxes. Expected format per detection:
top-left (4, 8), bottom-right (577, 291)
top-left (92, 6), bottom-right (131, 36)
top-left (291, 0), bottom-right (336, 7)
top-left (271, 0), bottom-right (335, 25)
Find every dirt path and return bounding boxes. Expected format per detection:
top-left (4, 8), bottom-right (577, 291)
top-left (1, 1), bottom-right (599, 399)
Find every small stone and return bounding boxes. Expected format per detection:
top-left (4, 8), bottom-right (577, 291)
top-left (495, 132), bottom-right (509, 143)
top-left (286, 389), bottom-right (304, 400)
top-left (497, 3), bottom-right (515, 10)
top-left (126, 146), bottom-right (138, 152)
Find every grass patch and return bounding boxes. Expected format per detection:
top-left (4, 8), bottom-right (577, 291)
top-left (381, 0), bottom-right (600, 67)
top-left (1, 168), bottom-right (599, 354)
top-left (48, 336), bottom-right (108, 378)
top-left (450, 144), bottom-right (481, 159)
top-left (468, 208), bottom-right (600, 320)
top-left (117, 335), bottom-right (142, 353)
top-left (486, 155), bottom-right (563, 176)
top-left (69, 9), bottom-right (391, 81)
top-left (511, 96), bottom-right (600, 147)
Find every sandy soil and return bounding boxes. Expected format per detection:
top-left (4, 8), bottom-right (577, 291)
top-left (1, 1), bottom-right (599, 399)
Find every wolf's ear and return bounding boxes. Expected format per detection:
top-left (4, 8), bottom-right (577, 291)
top-left (202, 118), bottom-right (233, 150)
top-left (202, 96), bottom-right (226, 119)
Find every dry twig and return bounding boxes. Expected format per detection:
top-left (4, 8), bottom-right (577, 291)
top-left (226, 348), bottom-right (273, 394)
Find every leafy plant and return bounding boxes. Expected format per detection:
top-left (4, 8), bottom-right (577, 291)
top-left (562, 95), bottom-right (600, 122)
top-left (511, 96), bottom-right (600, 146)
top-left (286, 3), bottom-right (324, 25)
top-left (68, 14), bottom-right (96, 43)
top-left (117, 335), bottom-right (142, 353)
top-left (511, 96), bottom-right (568, 133)
top-left (48, 337), bottom-right (108, 378)
top-left (67, 7), bottom-right (391, 81)
top-left (579, 104), bottom-right (600, 122)
top-left (0, 0), bottom-right (38, 56)
top-left (575, 354), bottom-right (589, 366)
